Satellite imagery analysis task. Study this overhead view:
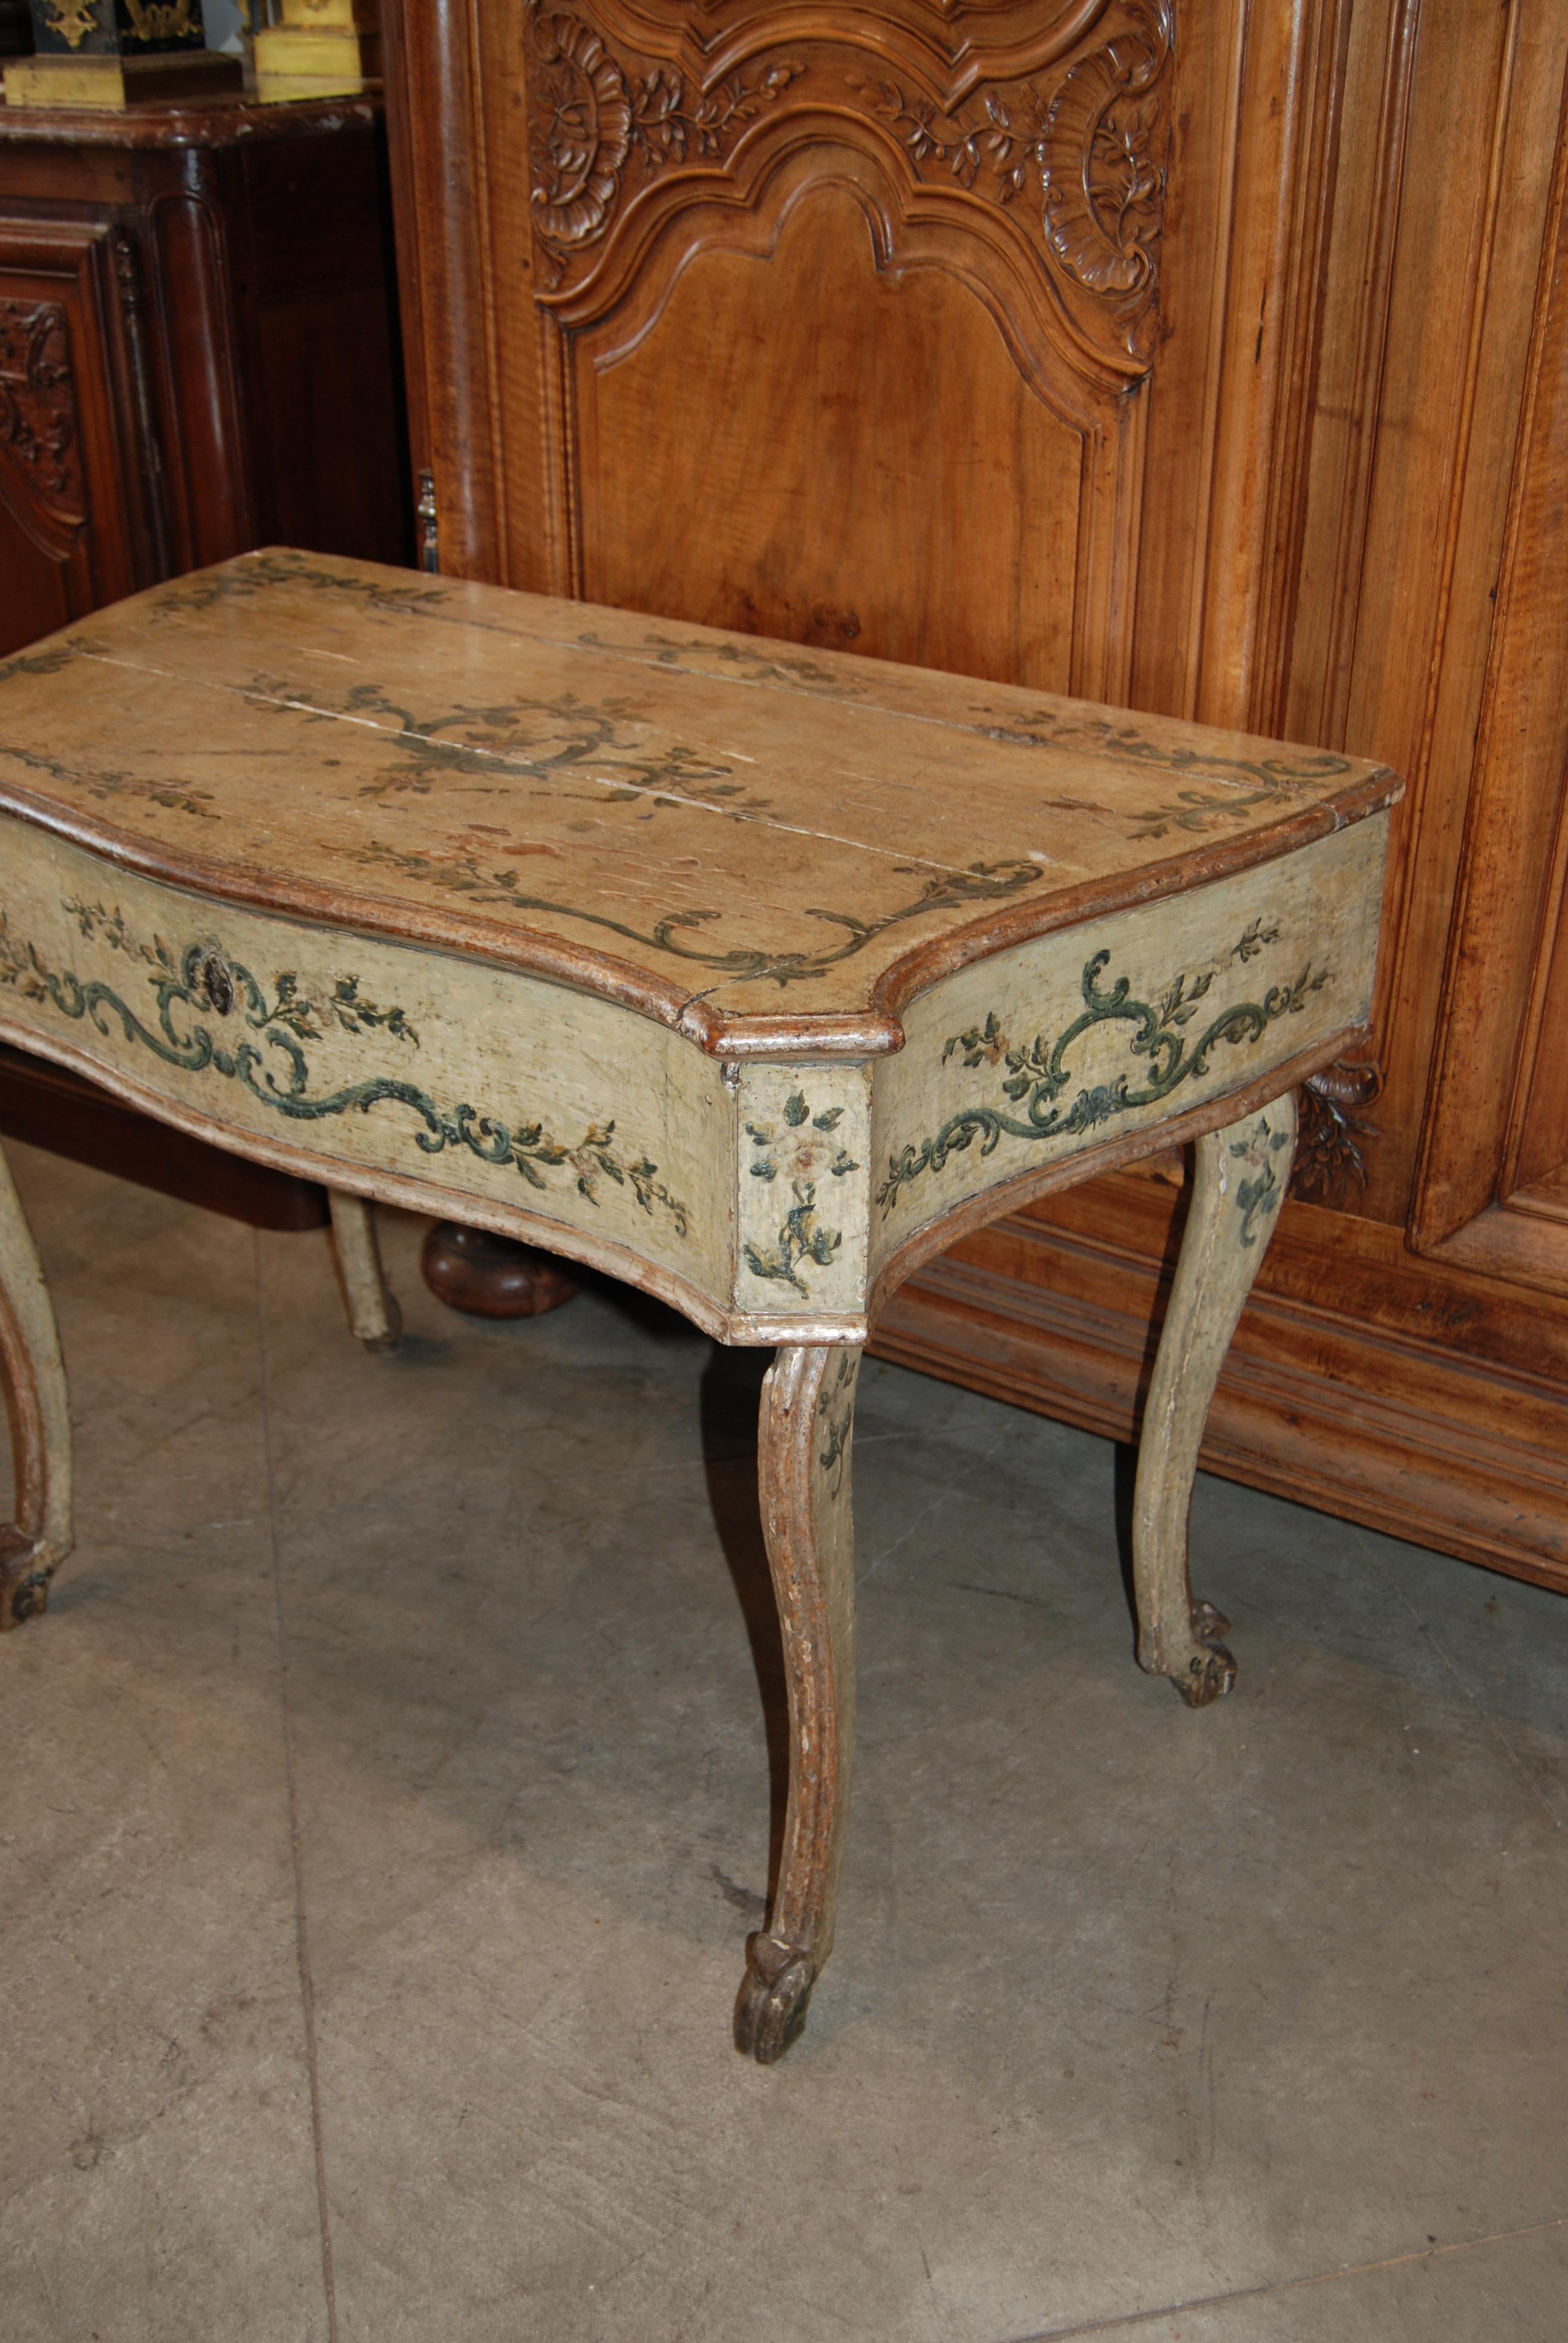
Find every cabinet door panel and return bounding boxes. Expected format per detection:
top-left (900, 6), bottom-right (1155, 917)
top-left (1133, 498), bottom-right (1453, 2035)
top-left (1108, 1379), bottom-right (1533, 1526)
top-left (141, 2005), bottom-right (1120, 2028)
top-left (0, 219), bottom-right (142, 655)
top-left (382, 0), bottom-right (1568, 1587)
top-left (571, 171), bottom-right (1123, 691)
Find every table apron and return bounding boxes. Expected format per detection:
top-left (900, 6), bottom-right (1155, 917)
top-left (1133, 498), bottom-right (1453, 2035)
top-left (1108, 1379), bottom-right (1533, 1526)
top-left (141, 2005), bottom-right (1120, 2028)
top-left (0, 810), bottom-right (1387, 1344)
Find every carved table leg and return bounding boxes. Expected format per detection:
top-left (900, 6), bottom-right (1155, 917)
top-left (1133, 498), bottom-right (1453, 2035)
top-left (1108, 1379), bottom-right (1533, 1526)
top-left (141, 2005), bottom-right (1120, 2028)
top-left (735, 1343), bottom-right (861, 2063)
top-left (328, 1191), bottom-right (402, 1352)
top-left (1133, 1091), bottom-right (1298, 1705)
top-left (0, 1136), bottom-right (73, 1630)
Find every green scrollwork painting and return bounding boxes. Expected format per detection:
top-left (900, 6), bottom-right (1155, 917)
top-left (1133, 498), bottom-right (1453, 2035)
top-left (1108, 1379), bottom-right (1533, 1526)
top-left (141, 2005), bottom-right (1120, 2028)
top-left (878, 938), bottom-right (1329, 1214)
top-left (348, 837), bottom-right (1047, 990)
top-left (743, 1181), bottom-right (843, 1297)
top-left (0, 902), bottom-right (690, 1237)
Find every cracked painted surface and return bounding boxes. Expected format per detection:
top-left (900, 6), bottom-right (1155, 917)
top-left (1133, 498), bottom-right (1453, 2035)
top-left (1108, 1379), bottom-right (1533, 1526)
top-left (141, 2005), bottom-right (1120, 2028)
top-left (867, 819), bottom-right (1387, 1279)
top-left (0, 551), bottom-right (1395, 1340)
top-left (0, 548), bottom-right (1397, 1033)
top-left (0, 827), bottom-right (735, 1312)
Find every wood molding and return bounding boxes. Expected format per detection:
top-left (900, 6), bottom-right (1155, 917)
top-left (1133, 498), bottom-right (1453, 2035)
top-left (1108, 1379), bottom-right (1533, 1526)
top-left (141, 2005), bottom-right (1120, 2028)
top-left (1410, 51), bottom-right (1568, 1265)
top-left (381, 0), bottom-right (502, 581)
top-left (521, 0), bottom-right (1174, 370)
top-left (380, 0), bottom-right (1568, 1587)
top-left (874, 1171), bottom-right (1568, 1591)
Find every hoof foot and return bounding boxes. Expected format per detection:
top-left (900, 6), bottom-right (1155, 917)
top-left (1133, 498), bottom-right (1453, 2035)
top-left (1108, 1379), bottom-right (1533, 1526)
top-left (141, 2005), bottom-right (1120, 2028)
top-left (1177, 1601), bottom-right (1236, 1706)
top-left (1, 1531), bottom-right (54, 1631)
top-left (734, 1935), bottom-right (817, 2063)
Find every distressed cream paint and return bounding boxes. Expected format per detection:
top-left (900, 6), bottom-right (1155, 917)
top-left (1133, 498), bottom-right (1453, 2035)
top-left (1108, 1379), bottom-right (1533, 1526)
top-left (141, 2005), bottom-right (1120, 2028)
top-left (0, 551), bottom-right (1400, 2060)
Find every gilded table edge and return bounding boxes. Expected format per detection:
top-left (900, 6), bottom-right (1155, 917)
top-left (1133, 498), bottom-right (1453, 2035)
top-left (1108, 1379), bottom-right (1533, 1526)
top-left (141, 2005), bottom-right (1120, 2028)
top-left (0, 776), bottom-right (1402, 1065)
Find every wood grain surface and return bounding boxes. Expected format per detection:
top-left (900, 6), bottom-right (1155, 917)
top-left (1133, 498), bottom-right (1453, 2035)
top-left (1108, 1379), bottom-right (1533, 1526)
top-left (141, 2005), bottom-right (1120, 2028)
top-left (379, 0), bottom-right (1568, 1591)
top-left (0, 548), bottom-right (1396, 1052)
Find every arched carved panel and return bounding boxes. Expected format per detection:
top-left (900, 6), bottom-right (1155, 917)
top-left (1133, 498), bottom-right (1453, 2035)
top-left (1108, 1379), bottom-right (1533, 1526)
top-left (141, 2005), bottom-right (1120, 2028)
top-left (523, 0), bottom-right (1172, 367)
top-left (590, 0), bottom-right (1116, 97)
top-left (550, 146), bottom-right (1147, 701)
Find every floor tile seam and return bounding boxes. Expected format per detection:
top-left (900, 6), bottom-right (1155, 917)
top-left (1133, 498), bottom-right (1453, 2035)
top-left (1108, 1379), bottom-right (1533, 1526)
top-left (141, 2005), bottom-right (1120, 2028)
top-left (998, 2210), bottom-right (1568, 2341)
top-left (256, 1234), bottom-right (339, 2343)
top-left (1350, 1527), bottom-right (1566, 1830)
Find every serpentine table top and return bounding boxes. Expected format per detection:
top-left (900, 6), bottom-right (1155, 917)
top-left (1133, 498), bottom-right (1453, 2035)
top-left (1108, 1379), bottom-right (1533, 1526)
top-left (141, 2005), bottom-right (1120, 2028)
top-left (0, 548), bottom-right (1401, 2060)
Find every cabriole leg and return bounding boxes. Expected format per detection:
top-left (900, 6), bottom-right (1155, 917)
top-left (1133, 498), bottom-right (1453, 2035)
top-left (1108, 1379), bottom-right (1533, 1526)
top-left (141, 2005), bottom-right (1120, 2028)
top-left (0, 1136), bottom-right (73, 1631)
top-left (735, 1343), bottom-right (861, 2063)
top-left (329, 1191), bottom-right (402, 1353)
top-left (1133, 1092), bottom-right (1298, 1705)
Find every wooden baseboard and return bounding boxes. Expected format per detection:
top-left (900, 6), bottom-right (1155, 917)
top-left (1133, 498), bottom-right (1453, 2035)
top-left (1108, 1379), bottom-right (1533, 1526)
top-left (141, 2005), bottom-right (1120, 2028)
top-left (871, 1172), bottom-right (1568, 1594)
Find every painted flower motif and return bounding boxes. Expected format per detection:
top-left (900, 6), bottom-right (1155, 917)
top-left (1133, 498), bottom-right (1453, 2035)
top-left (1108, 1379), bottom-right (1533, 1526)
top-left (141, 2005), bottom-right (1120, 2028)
top-left (746, 1091), bottom-right (860, 1185)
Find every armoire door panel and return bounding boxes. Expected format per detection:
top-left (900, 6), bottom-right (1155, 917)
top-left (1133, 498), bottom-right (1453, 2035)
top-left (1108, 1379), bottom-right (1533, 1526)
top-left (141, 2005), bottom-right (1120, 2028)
top-left (382, 0), bottom-right (1568, 1587)
top-left (566, 165), bottom-right (1141, 694)
top-left (1408, 56), bottom-right (1568, 1283)
top-left (1513, 897), bottom-right (1568, 1198)
top-left (1335, 0), bottom-right (1565, 1227)
top-left (520, 0), bottom-right (1173, 372)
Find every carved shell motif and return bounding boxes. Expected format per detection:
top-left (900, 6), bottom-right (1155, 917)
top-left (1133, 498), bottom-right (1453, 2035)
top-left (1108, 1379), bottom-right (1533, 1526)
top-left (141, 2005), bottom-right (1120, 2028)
top-left (527, 4), bottom-right (804, 278)
top-left (1042, 0), bottom-right (1172, 303)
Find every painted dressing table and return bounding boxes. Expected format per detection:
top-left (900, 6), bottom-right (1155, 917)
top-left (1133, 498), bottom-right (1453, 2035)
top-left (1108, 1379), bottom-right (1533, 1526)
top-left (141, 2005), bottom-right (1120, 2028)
top-left (0, 549), bottom-right (1400, 2060)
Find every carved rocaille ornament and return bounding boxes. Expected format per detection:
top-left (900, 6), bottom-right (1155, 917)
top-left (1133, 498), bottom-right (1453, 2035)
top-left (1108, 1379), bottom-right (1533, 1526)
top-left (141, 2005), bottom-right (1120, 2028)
top-left (0, 300), bottom-right (81, 514)
top-left (527, 7), bottom-right (805, 281)
top-left (852, 0), bottom-right (1172, 353)
top-left (1290, 1055), bottom-right (1383, 1208)
top-left (523, 0), bottom-right (1174, 355)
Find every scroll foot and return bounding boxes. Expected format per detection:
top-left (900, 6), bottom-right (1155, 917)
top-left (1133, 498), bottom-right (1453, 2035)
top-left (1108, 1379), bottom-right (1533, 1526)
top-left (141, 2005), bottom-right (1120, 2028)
top-left (1174, 1602), bottom-right (1236, 1707)
top-left (1133, 1094), bottom-right (1297, 1703)
top-left (1, 1529), bottom-right (56, 1631)
top-left (734, 1935), bottom-right (817, 2064)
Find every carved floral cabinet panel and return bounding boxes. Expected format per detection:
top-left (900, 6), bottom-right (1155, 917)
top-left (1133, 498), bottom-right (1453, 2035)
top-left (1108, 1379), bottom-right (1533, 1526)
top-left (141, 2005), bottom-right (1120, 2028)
top-left (384, 0), bottom-right (1568, 1592)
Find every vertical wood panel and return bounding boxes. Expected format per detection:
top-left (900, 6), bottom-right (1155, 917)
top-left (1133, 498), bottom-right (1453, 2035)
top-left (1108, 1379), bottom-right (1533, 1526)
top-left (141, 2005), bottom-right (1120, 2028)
top-left (382, 0), bottom-right (1568, 1587)
top-left (1411, 67), bottom-right (1568, 1254)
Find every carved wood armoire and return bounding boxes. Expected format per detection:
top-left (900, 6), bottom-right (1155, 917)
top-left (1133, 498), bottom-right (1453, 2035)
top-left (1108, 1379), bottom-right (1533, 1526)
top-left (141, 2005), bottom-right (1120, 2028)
top-left (382, 0), bottom-right (1568, 1596)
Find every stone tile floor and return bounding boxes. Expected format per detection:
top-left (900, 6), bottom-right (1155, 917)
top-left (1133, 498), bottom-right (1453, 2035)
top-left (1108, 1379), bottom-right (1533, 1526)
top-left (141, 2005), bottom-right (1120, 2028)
top-left (1, 1141), bottom-right (1564, 2342)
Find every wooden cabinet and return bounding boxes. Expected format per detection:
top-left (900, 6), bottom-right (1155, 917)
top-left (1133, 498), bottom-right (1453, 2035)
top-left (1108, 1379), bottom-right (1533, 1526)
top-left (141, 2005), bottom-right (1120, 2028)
top-left (382, 0), bottom-right (1568, 1593)
top-left (0, 92), bottom-right (408, 657)
top-left (0, 91), bottom-right (408, 1222)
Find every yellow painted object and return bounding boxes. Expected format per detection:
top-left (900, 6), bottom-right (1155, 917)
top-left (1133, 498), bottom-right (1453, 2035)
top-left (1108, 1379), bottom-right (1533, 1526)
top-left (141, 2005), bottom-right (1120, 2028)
top-left (252, 22), bottom-right (379, 75)
top-left (4, 49), bottom-right (241, 106)
top-left (278, 0), bottom-right (373, 25)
